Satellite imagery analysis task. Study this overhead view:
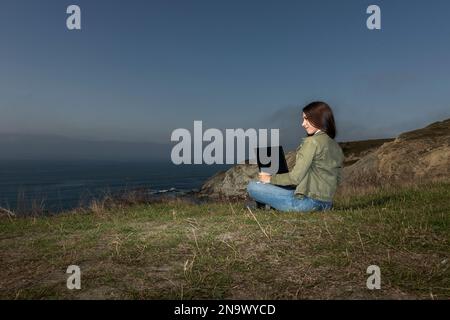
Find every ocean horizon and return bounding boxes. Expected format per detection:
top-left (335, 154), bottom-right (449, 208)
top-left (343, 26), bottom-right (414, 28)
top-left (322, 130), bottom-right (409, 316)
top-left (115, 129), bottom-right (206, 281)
top-left (0, 160), bottom-right (231, 214)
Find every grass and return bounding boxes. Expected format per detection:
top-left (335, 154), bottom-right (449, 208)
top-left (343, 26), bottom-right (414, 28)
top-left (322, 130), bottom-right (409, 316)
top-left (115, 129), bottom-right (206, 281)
top-left (0, 182), bottom-right (449, 300)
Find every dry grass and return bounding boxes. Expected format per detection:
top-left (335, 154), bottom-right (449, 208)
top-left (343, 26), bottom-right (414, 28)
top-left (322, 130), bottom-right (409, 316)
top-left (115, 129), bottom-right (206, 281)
top-left (0, 182), bottom-right (449, 300)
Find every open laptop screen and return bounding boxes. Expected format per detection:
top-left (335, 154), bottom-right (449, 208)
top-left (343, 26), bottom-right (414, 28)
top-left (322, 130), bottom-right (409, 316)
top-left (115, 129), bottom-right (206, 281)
top-left (255, 146), bottom-right (289, 175)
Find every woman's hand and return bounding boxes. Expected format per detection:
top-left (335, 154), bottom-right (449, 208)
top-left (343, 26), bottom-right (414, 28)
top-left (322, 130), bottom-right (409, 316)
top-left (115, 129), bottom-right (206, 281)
top-left (258, 172), bottom-right (271, 184)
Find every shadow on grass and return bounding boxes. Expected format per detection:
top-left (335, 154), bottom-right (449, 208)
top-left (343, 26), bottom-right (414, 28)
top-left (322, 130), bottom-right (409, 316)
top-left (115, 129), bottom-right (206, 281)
top-left (334, 195), bottom-right (397, 210)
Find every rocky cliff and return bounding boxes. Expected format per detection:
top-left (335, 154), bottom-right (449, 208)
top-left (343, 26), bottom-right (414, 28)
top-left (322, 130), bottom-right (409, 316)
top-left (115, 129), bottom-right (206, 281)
top-left (341, 119), bottom-right (450, 189)
top-left (200, 119), bottom-right (449, 199)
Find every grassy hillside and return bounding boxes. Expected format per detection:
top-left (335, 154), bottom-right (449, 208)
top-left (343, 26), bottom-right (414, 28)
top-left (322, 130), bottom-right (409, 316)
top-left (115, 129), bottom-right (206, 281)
top-left (339, 138), bottom-right (394, 167)
top-left (0, 182), bottom-right (449, 299)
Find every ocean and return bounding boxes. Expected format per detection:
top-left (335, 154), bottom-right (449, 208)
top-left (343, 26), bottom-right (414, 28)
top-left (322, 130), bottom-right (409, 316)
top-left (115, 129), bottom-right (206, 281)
top-left (0, 160), bottom-right (231, 214)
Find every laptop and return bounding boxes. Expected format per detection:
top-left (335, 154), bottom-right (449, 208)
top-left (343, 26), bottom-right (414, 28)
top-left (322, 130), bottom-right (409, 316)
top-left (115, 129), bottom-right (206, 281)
top-left (255, 146), bottom-right (289, 176)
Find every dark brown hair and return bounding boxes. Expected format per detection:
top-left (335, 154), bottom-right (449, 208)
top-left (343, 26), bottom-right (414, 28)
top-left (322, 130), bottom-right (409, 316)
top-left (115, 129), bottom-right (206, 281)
top-left (302, 101), bottom-right (337, 139)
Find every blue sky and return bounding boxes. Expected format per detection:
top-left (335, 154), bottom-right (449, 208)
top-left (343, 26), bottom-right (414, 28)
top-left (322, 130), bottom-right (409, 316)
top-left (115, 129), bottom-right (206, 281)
top-left (1, 0), bottom-right (449, 146)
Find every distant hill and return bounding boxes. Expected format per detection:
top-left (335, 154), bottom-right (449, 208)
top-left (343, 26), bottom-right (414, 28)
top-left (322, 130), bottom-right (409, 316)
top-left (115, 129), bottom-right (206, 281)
top-left (339, 138), bottom-right (394, 166)
top-left (341, 118), bottom-right (450, 189)
top-left (0, 134), bottom-right (172, 162)
top-left (199, 119), bottom-right (450, 198)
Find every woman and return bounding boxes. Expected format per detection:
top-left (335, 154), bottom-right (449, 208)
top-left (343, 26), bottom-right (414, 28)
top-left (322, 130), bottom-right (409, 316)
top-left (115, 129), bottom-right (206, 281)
top-left (247, 101), bottom-right (344, 212)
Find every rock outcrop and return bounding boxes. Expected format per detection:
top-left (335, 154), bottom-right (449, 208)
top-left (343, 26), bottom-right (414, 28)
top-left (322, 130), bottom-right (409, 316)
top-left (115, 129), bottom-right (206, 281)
top-left (341, 119), bottom-right (450, 189)
top-left (200, 119), bottom-right (450, 198)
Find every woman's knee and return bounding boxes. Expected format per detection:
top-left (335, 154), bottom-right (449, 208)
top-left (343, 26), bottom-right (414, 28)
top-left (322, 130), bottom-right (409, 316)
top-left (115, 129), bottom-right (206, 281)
top-left (247, 181), bottom-right (259, 196)
top-left (247, 181), bottom-right (270, 200)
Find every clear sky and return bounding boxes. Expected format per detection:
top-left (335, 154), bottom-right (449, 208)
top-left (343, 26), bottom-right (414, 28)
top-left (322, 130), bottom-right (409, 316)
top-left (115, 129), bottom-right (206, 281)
top-left (1, 0), bottom-right (450, 147)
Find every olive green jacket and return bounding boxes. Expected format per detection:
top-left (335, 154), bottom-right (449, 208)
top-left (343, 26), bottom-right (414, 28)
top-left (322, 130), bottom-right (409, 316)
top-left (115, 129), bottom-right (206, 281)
top-left (270, 131), bottom-right (344, 202)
